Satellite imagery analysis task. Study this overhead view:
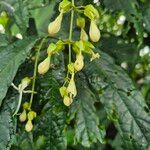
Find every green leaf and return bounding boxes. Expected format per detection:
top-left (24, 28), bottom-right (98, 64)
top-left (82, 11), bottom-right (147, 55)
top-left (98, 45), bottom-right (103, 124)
top-left (69, 79), bottom-right (105, 147)
top-left (31, 0), bottom-right (60, 36)
top-left (99, 36), bottom-right (139, 72)
top-left (33, 72), bottom-right (67, 150)
top-left (0, 37), bottom-right (38, 106)
top-left (0, 92), bottom-right (17, 150)
top-left (12, 132), bottom-right (34, 150)
top-left (84, 51), bottom-right (150, 149)
top-left (0, 34), bottom-right (9, 47)
top-left (13, 0), bottom-right (30, 35)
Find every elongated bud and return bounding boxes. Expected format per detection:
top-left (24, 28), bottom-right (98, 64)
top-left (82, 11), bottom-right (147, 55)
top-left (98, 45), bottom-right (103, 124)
top-left (89, 20), bottom-right (100, 42)
top-left (19, 77), bottom-right (31, 90)
top-left (80, 29), bottom-right (88, 41)
top-left (38, 57), bottom-right (51, 75)
top-left (74, 53), bottom-right (84, 71)
top-left (67, 74), bottom-right (77, 97)
top-left (48, 12), bottom-right (63, 36)
top-left (25, 120), bottom-right (33, 132)
top-left (19, 110), bottom-right (27, 122)
top-left (63, 95), bottom-right (73, 106)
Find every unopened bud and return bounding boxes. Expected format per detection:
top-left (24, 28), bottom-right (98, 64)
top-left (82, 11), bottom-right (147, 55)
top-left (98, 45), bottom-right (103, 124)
top-left (38, 57), bottom-right (50, 75)
top-left (48, 12), bottom-right (63, 36)
top-left (80, 29), bottom-right (88, 41)
top-left (63, 96), bottom-right (73, 106)
top-left (20, 77), bottom-right (31, 90)
top-left (25, 120), bottom-right (33, 132)
top-left (74, 53), bottom-right (84, 71)
top-left (67, 74), bottom-right (77, 97)
top-left (27, 111), bottom-right (37, 121)
top-left (19, 110), bottom-right (27, 122)
top-left (89, 20), bottom-right (100, 42)
top-left (23, 102), bottom-right (30, 110)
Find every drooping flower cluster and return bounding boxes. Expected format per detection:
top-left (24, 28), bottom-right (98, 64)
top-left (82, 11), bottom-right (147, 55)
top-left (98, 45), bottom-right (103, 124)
top-left (19, 102), bottom-right (37, 132)
top-left (38, 0), bottom-right (101, 106)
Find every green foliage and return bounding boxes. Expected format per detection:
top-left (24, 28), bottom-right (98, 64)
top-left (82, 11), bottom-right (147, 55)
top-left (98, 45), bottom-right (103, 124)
top-left (0, 0), bottom-right (150, 149)
top-left (0, 92), bottom-right (17, 150)
top-left (69, 79), bottom-right (105, 147)
top-left (84, 51), bottom-right (150, 149)
top-left (0, 37), bottom-right (38, 106)
top-left (33, 72), bottom-right (67, 150)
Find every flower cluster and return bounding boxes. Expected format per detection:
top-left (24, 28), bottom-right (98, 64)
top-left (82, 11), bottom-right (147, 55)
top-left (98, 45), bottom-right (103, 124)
top-left (19, 102), bottom-right (37, 132)
top-left (38, 0), bottom-right (101, 106)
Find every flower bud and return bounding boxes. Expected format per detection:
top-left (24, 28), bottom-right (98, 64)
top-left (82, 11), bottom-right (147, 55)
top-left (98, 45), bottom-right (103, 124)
top-left (19, 110), bottom-right (27, 122)
top-left (23, 102), bottom-right (30, 110)
top-left (20, 77), bottom-right (31, 90)
top-left (48, 12), bottom-right (63, 36)
top-left (28, 111), bottom-right (37, 121)
top-left (38, 57), bottom-right (50, 75)
top-left (25, 120), bottom-right (33, 132)
top-left (59, 86), bottom-right (67, 97)
top-left (80, 29), bottom-right (88, 41)
top-left (74, 53), bottom-right (84, 71)
top-left (63, 95), bottom-right (73, 106)
top-left (67, 74), bottom-right (77, 97)
top-left (89, 20), bottom-right (100, 42)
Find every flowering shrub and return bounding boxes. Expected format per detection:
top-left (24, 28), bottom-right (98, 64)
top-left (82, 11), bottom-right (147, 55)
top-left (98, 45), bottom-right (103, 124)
top-left (0, 0), bottom-right (150, 149)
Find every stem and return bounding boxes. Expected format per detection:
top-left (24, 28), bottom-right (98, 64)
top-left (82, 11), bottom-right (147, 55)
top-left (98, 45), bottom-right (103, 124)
top-left (68, 0), bottom-right (75, 63)
top-left (13, 91), bottom-right (23, 116)
top-left (29, 38), bottom-right (46, 108)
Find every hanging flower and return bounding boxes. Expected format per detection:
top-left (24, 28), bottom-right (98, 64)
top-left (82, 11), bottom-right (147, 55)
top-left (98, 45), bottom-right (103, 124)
top-left (89, 20), bottom-right (100, 42)
top-left (74, 52), bottom-right (84, 71)
top-left (19, 109), bottom-right (27, 122)
top-left (25, 120), bottom-right (33, 132)
top-left (63, 95), bottom-right (73, 106)
top-left (48, 12), bottom-right (63, 36)
top-left (80, 28), bottom-right (88, 41)
top-left (67, 73), bottom-right (77, 98)
top-left (38, 56), bottom-right (51, 75)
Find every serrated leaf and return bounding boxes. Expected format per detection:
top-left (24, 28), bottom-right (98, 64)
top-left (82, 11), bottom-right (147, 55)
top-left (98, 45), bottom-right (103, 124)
top-left (99, 36), bottom-right (138, 68)
top-left (69, 79), bottom-right (105, 147)
top-left (0, 37), bottom-right (38, 106)
top-left (0, 92), bottom-right (17, 150)
top-left (0, 34), bottom-right (8, 47)
top-left (84, 51), bottom-right (150, 149)
top-left (33, 72), bottom-right (67, 150)
top-left (13, 0), bottom-right (30, 35)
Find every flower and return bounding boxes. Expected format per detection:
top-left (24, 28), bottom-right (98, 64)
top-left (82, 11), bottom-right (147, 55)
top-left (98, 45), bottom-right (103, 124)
top-left (89, 20), bottom-right (100, 42)
top-left (67, 74), bottom-right (77, 98)
top-left (38, 57), bottom-right (51, 75)
top-left (63, 95), bottom-right (73, 106)
top-left (19, 110), bottom-right (27, 122)
top-left (25, 120), bottom-right (33, 132)
top-left (48, 12), bottom-right (63, 36)
top-left (19, 77), bottom-right (31, 90)
top-left (80, 28), bottom-right (88, 41)
top-left (74, 52), bottom-right (84, 71)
